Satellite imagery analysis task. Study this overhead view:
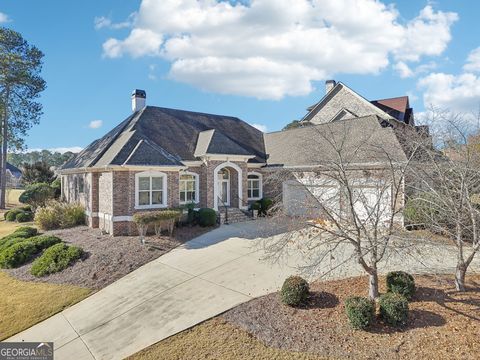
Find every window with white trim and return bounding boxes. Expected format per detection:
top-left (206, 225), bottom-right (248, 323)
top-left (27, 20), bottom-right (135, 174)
top-left (135, 171), bottom-right (167, 208)
top-left (247, 173), bottom-right (262, 200)
top-left (179, 173), bottom-right (199, 204)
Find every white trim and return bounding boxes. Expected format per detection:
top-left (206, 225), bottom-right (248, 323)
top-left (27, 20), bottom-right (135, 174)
top-left (182, 160), bottom-right (203, 167)
top-left (134, 170), bottom-right (168, 209)
top-left (247, 171), bottom-right (263, 200)
top-left (58, 165), bottom-right (186, 175)
top-left (179, 171), bottom-right (200, 204)
top-left (122, 140), bottom-right (143, 165)
top-left (247, 163), bottom-right (266, 168)
top-left (218, 168), bottom-right (231, 206)
top-left (113, 215), bottom-right (133, 222)
top-left (200, 154), bottom-right (255, 162)
top-left (213, 161), bottom-right (244, 211)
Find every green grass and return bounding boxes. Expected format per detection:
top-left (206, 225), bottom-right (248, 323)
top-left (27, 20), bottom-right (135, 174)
top-left (0, 272), bottom-right (91, 340)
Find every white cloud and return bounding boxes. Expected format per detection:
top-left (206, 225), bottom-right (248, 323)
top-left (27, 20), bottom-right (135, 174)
top-left (0, 12), bottom-right (10, 23)
top-left (25, 147), bottom-right (83, 154)
top-left (251, 123), bottom-right (267, 132)
top-left (101, 0), bottom-right (457, 99)
top-left (94, 13), bottom-right (135, 30)
top-left (393, 61), bottom-right (414, 78)
top-left (89, 120), bottom-right (103, 129)
top-left (463, 47), bottom-right (480, 73)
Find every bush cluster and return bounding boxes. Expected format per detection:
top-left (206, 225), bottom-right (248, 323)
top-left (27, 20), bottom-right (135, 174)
top-left (197, 208), bottom-right (217, 227)
top-left (344, 296), bottom-right (375, 330)
top-left (4, 206), bottom-right (34, 223)
top-left (250, 198), bottom-right (273, 216)
top-left (0, 226), bottom-right (38, 245)
top-left (132, 209), bottom-right (182, 225)
top-left (386, 271), bottom-right (416, 299)
top-left (379, 292), bottom-right (409, 326)
top-left (0, 241), bottom-right (37, 268)
top-left (280, 275), bottom-right (309, 306)
top-left (31, 243), bottom-right (83, 277)
top-left (35, 201), bottom-right (85, 230)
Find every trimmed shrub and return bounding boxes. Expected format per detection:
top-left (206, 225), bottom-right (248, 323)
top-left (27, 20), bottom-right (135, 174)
top-left (197, 208), bottom-right (217, 227)
top-left (345, 296), bottom-right (375, 330)
top-left (132, 209), bottom-right (182, 225)
top-left (19, 183), bottom-right (55, 209)
top-left (0, 237), bottom-right (25, 252)
top-left (0, 241), bottom-right (37, 268)
top-left (280, 275), bottom-right (309, 306)
top-left (30, 243), bottom-right (83, 277)
top-left (258, 198), bottom-right (273, 216)
top-left (386, 271), bottom-right (416, 300)
top-left (29, 235), bottom-right (62, 251)
top-left (13, 226), bottom-right (38, 238)
top-left (35, 201), bottom-right (85, 230)
top-left (16, 211), bottom-right (34, 223)
top-left (379, 293), bottom-right (409, 326)
top-left (5, 209), bottom-right (22, 222)
top-left (18, 205), bottom-right (33, 212)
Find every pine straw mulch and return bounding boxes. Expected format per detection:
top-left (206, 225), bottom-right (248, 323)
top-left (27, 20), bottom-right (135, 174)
top-left (222, 274), bottom-right (480, 360)
top-left (4, 224), bottom-right (213, 289)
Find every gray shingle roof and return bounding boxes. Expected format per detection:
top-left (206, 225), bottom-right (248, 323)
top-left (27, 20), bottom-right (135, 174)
top-left (6, 162), bottom-right (22, 178)
top-left (264, 115), bottom-right (408, 167)
top-left (62, 106), bottom-right (266, 169)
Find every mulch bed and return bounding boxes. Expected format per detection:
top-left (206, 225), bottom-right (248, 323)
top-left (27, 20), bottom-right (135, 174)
top-left (222, 274), bottom-right (480, 360)
top-left (4, 225), bottom-right (212, 289)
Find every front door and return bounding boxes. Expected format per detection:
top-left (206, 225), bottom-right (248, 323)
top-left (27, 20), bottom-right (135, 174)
top-left (217, 168), bottom-right (230, 206)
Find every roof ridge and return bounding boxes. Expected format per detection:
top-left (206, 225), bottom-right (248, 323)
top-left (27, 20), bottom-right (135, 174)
top-left (147, 105), bottom-right (242, 121)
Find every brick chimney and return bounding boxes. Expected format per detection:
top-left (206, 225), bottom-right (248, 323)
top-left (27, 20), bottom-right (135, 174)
top-left (131, 89), bottom-right (146, 112)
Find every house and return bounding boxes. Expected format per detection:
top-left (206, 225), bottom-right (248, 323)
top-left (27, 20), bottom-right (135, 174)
top-left (60, 83), bottom-right (418, 235)
top-left (6, 162), bottom-right (22, 188)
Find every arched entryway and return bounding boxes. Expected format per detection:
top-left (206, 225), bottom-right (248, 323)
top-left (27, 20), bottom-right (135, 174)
top-left (213, 162), bottom-right (243, 210)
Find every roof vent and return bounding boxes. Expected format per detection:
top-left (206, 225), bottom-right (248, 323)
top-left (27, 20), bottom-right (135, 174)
top-left (131, 89), bottom-right (146, 113)
top-left (325, 80), bottom-right (336, 94)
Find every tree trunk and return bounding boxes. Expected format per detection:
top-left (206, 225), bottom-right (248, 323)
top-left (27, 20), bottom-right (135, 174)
top-left (0, 91), bottom-right (8, 209)
top-left (369, 271), bottom-right (379, 300)
top-left (455, 263), bottom-right (467, 292)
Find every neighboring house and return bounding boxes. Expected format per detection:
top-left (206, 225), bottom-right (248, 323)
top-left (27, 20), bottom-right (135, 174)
top-left (5, 162), bottom-right (22, 188)
top-left (60, 83), bottom-right (420, 235)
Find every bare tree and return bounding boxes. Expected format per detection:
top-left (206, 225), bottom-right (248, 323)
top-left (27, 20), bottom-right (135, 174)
top-left (407, 109), bottom-right (480, 291)
top-left (262, 117), bottom-right (423, 299)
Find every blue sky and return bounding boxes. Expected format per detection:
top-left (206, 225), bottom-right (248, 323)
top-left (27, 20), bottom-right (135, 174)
top-left (1, 0), bottom-right (479, 152)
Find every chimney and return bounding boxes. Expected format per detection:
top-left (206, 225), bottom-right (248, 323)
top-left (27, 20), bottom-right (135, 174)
top-left (325, 80), bottom-right (336, 94)
top-left (131, 89), bottom-right (146, 112)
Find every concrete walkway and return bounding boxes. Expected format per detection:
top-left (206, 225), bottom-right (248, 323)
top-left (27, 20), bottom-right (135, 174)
top-left (7, 220), bottom-right (480, 359)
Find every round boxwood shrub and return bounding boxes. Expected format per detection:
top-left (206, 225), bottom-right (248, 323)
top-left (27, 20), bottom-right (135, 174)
top-left (0, 241), bottom-right (37, 268)
top-left (280, 275), bottom-right (309, 306)
top-left (379, 292), bottom-right (409, 326)
top-left (386, 271), bottom-right (415, 300)
top-left (31, 243), bottom-right (83, 277)
top-left (344, 296), bottom-right (375, 330)
top-left (5, 209), bottom-right (22, 222)
top-left (16, 211), bottom-right (34, 223)
top-left (197, 208), bottom-right (217, 227)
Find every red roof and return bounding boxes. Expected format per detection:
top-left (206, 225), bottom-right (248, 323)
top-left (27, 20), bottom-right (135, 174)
top-left (371, 96), bottom-right (409, 113)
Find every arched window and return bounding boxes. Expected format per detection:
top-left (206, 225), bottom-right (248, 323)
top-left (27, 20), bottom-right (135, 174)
top-left (135, 171), bottom-right (168, 209)
top-left (179, 172), bottom-right (199, 204)
top-left (247, 172), bottom-right (262, 200)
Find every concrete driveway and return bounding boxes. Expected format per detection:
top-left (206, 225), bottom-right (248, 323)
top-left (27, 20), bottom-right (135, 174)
top-left (7, 219), bottom-right (479, 359)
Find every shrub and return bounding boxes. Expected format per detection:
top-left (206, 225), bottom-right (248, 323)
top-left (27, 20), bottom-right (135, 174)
top-left (51, 178), bottom-right (61, 198)
top-left (18, 205), bottom-right (33, 212)
top-left (35, 201), bottom-right (85, 230)
top-left (132, 209), bottom-right (182, 225)
top-left (13, 226), bottom-right (38, 238)
top-left (0, 237), bottom-right (25, 252)
top-left (3, 210), bottom-right (9, 220)
top-left (379, 293), bottom-right (409, 326)
top-left (30, 243), bottom-right (83, 277)
top-left (280, 275), bottom-right (309, 306)
top-left (344, 296), bottom-right (375, 330)
top-left (0, 241), bottom-right (37, 268)
top-left (386, 271), bottom-right (415, 299)
top-left (16, 211), bottom-right (34, 223)
top-left (29, 235), bottom-right (62, 251)
top-left (197, 208), bottom-right (217, 227)
top-left (19, 183), bottom-right (55, 209)
top-left (5, 209), bottom-right (23, 222)
top-left (259, 198), bottom-right (273, 215)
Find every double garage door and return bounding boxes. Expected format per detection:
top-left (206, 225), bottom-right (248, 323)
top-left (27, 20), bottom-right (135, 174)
top-left (282, 177), bottom-right (392, 222)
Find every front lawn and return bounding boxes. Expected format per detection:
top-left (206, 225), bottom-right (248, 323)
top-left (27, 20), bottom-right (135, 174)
top-left (128, 318), bottom-right (323, 360)
top-left (0, 272), bottom-right (90, 340)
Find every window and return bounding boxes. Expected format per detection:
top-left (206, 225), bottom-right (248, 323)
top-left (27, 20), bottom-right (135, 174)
top-left (179, 173), bottom-right (199, 204)
top-left (247, 172), bottom-right (262, 200)
top-left (135, 171), bottom-right (167, 208)
top-left (78, 176), bottom-right (85, 194)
